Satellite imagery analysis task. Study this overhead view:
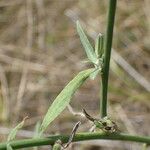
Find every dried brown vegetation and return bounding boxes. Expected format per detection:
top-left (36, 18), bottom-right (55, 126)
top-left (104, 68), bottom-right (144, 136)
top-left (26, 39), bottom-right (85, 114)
top-left (0, 0), bottom-right (149, 149)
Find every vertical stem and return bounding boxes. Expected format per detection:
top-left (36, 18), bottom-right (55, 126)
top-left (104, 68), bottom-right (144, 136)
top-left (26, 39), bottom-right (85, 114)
top-left (100, 0), bottom-right (117, 117)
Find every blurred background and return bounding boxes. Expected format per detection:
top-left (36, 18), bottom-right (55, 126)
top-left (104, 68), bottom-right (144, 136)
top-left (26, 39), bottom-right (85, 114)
top-left (0, 0), bottom-right (150, 149)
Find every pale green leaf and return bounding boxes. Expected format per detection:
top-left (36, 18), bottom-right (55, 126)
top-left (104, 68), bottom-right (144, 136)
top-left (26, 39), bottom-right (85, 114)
top-left (95, 33), bottom-right (104, 58)
top-left (7, 144), bottom-right (13, 150)
top-left (33, 121), bottom-right (41, 150)
top-left (34, 121), bottom-right (41, 138)
top-left (90, 69), bottom-right (101, 80)
top-left (39, 69), bottom-right (94, 135)
top-left (76, 21), bottom-right (97, 64)
top-left (7, 116), bottom-right (28, 142)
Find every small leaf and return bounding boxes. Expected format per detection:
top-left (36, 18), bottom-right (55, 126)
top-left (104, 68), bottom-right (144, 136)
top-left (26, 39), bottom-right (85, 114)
top-left (34, 121), bottom-right (41, 138)
top-left (7, 116), bottom-right (28, 142)
top-left (95, 33), bottom-right (104, 58)
top-left (77, 21), bottom-right (97, 64)
top-left (39, 69), bottom-right (94, 135)
top-left (7, 144), bottom-right (13, 150)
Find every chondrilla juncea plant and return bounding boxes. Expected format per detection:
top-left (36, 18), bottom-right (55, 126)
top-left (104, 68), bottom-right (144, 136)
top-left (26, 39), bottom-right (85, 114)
top-left (0, 0), bottom-right (150, 149)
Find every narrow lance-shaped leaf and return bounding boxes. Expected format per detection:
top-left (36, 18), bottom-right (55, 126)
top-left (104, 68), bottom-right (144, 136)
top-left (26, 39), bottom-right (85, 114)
top-left (95, 33), bottom-right (104, 58)
top-left (7, 116), bottom-right (28, 142)
top-left (39, 69), bottom-right (94, 135)
top-left (76, 21), bottom-right (97, 64)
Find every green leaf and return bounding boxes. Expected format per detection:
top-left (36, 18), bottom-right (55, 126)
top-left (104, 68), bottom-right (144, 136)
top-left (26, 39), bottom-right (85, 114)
top-left (39, 69), bottom-right (94, 135)
top-left (76, 21), bottom-right (97, 64)
top-left (33, 121), bottom-right (41, 150)
top-left (90, 69), bottom-right (101, 80)
top-left (34, 121), bottom-right (41, 138)
top-left (7, 144), bottom-right (13, 150)
top-left (95, 33), bottom-right (104, 58)
top-left (7, 116), bottom-right (28, 142)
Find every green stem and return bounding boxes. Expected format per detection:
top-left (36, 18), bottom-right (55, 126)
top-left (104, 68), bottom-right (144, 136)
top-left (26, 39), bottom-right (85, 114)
top-left (0, 133), bottom-right (149, 149)
top-left (100, 0), bottom-right (117, 117)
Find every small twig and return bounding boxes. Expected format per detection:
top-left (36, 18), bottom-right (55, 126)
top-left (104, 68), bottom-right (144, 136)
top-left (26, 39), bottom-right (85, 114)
top-left (67, 105), bottom-right (84, 117)
top-left (15, 69), bottom-right (28, 121)
top-left (82, 109), bottom-right (95, 122)
top-left (63, 121), bottom-right (81, 149)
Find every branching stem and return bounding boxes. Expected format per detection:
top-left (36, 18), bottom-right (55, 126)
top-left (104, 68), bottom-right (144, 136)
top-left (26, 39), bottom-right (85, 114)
top-left (1, 1), bottom-right (149, 150)
top-left (0, 133), bottom-right (150, 149)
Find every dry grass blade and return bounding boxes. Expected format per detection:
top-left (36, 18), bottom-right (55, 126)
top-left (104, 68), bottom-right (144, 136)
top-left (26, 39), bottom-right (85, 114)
top-left (15, 0), bottom-right (33, 121)
top-left (0, 65), bottom-right (10, 121)
top-left (35, 0), bottom-right (46, 50)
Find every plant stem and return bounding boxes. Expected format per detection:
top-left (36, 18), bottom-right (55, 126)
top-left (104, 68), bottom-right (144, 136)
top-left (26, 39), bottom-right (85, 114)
top-left (0, 133), bottom-right (150, 150)
top-left (100, 0), bottom-right (117, 117)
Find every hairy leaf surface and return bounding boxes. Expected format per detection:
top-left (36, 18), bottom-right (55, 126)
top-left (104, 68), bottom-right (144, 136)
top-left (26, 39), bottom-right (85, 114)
top-left (95, 33), bottom-right (104, 58)
top-left (77, 21), bottom-right (97, 64)
top-left (39, 69), bottom-right (94, 135)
